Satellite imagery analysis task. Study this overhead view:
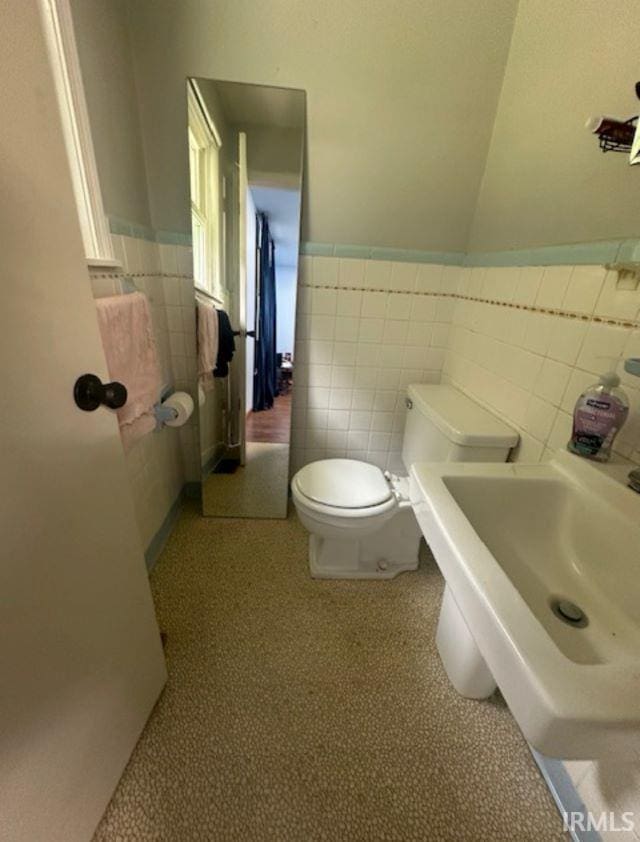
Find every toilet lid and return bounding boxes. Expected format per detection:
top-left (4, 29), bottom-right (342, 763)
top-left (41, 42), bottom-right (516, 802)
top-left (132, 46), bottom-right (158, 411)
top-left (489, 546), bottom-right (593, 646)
top-left (296, 459), bottom-right (392, 509)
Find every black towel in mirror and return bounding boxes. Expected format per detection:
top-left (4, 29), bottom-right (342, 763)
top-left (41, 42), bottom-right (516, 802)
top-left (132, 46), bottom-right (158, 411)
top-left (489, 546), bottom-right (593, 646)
top-left (214, 309), bottom-right (236, 378)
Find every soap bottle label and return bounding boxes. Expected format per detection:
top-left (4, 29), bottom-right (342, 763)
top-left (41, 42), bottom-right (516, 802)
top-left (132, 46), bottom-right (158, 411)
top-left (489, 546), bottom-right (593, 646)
top-left (568, 395), bottom-right (628, 460)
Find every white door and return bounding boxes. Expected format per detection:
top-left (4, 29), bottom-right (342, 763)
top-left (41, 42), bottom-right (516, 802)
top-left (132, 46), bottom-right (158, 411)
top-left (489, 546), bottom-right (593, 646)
top-left (236, 131), bottom-right (249, 465)
top-left (1, 4), bottom-right (167, 841)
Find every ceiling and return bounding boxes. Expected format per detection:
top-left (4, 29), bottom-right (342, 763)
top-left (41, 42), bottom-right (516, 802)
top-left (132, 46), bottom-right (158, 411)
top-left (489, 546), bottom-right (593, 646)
top-left (212, 80), bottom-right (305, 130)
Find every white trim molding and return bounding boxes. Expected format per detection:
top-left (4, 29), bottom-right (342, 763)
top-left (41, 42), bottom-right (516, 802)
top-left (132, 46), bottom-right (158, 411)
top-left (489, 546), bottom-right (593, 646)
top-left (187, 81), bottom-right (223, 297)
top-left (39, 0), bottom-right (118, 267)
top-left (189, 79), bottom-right (223, 148)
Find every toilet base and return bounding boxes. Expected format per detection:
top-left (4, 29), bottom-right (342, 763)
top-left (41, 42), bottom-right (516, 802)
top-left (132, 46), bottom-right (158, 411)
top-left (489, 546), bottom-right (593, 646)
top-left (309, 507), bottom-right (421, 580)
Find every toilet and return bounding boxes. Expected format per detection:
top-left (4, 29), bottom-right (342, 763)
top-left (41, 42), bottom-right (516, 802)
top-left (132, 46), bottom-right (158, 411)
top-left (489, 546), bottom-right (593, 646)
top-left (292, 384), bottom-right (518, 579)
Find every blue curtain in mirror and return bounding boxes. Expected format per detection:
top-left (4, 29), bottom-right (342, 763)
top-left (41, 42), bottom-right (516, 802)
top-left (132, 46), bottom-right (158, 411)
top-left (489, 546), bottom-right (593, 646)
top-left (253, 213), bottom-right (278, 411)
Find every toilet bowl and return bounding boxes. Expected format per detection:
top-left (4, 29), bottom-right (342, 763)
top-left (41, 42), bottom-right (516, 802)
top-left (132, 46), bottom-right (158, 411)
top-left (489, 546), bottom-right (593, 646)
top-left (292, 384), bottom-right (519, 580)
top-left (291, 460), bottom-right (422, 579)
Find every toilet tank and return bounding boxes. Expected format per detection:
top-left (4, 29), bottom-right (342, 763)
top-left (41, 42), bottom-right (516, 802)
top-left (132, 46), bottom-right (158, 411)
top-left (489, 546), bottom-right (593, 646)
top-left (401, 384), bottom-right (519, 469)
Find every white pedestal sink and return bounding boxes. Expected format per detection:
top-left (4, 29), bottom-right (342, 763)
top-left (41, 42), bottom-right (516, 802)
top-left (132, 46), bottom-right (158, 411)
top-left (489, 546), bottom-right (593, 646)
top-left (410, 451), bottom-right (640, 760)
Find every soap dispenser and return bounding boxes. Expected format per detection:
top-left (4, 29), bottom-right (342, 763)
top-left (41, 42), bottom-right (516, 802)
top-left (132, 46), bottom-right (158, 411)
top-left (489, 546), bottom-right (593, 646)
top-left (568, 370), bottom-right (629, 462)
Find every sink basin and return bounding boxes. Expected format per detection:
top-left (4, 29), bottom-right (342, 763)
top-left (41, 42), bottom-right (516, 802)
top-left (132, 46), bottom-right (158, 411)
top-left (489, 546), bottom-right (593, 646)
top-left (410, 450), bottom-right (640, 759)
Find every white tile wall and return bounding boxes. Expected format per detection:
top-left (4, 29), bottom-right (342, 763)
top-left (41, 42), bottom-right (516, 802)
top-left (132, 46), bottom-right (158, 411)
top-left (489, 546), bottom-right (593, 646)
top-left (158, 244), bottom-right (200, 483)
top-left (89, 235), bottom-right (199, 551)
top-left (443, 264), bottom-right (640, 468)
top-left (291, 255), bottom-right (454, 474)
top-left (292, 257), bottom-right (640, 476)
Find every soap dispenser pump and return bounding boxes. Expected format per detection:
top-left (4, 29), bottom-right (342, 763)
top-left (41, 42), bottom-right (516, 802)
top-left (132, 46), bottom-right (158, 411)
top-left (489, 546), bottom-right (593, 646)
top-left (568, 369), bottom-right (629, 462)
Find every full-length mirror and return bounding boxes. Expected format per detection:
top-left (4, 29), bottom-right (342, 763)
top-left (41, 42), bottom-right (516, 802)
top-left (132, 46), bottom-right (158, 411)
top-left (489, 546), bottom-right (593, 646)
top-left (188, 78), bottom-right (305, 518)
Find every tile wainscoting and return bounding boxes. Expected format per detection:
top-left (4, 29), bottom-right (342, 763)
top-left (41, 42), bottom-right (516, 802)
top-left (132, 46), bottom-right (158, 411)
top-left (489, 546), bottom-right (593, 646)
top-left (294, 256), bottom-right (640, 478)
top-left (445, 263), bottom-right (640, 468)
top-left (290, 255), bottom-right (456, 474)
top-left (89, 233), bottom-right (200, 555)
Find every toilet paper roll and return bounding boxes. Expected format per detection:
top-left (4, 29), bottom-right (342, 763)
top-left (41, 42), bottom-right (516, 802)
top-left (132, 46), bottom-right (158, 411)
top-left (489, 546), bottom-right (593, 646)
top-left (198, 382), bottom-right (206, 407)
top-left (163, 391), bottom-right (194, 427)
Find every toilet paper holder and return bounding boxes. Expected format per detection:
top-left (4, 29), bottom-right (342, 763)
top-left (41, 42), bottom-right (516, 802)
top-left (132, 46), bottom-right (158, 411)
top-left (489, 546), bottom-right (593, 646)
top-left (153, 386), bottom-right (194, 430)
top-left (154, 400), bottom-right (179, 428)
top-left (153, 385), bottom-right (176, 429)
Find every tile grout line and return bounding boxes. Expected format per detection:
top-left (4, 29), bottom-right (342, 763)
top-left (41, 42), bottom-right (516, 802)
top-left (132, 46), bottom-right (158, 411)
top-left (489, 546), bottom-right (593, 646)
top-left (90, 270), bottom-right (195, 281)
top-left (301, 283), bottom-right (640, 331)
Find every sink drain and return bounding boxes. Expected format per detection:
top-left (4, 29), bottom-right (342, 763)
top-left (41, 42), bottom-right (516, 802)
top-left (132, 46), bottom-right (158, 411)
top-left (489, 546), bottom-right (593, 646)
top-left (550, 598), bottom-right (588, 628)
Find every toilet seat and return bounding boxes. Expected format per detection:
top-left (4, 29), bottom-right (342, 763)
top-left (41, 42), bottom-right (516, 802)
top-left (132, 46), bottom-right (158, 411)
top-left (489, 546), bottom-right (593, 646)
top-left (294, 458), bottom-right (392, 509)
top-left (291, 459), bottom-right (409, 522)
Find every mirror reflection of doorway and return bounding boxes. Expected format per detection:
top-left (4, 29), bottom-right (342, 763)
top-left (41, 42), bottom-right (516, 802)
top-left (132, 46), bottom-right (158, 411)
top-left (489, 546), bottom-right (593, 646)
top-left (187, 78), bottom-right (305, 519)
top-left (243, 188), bottom-right (297, 514)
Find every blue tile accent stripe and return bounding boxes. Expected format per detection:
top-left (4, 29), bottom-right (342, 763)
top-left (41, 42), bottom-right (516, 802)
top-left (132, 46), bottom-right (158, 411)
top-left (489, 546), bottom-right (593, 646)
top-left (110, 222), bottom-right (638, 269)
top-left (302, 239), bottom-right (640, 268)
top-left (530, 748), bottom-right (601, 842)
top-left (144, 489), bottom-right (183, 572)
top-left (301, 241), bottom-right (336, 257)
top-left (334, 243), bottom-right (373, 259)
top-left (108, 215), bottom-right (136, 237)
top-left (465, 240), bottom-right (625, 267)
top-left (144, 483), bottom-right (200, 572)
top-left (370, 246), bottom-right (464, 265)
top-left (156, 229), bottom-right (193, 247)
top-left (300, 241), bottom-right (465, 265)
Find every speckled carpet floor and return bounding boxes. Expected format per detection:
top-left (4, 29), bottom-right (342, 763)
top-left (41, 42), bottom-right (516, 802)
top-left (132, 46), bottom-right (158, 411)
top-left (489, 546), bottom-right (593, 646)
top-left (93, 502), bottom-right (566, 841)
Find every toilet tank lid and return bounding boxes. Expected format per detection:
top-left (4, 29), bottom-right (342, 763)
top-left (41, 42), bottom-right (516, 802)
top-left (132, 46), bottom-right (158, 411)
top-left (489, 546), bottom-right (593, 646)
top-left (407, 384), bottom-right (519, 448)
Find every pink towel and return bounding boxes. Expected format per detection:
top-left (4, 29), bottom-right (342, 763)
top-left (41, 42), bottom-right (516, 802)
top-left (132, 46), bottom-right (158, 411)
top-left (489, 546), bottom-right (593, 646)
top-left (95, 292), bottom-right (161, 449)
top-left (197, 300), bottom-right (218, 391)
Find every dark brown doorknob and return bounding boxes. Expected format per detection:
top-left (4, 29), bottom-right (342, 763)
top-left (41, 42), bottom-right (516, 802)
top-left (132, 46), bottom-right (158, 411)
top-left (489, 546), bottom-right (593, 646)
top-left (74, 373), bottom-right (127, 411)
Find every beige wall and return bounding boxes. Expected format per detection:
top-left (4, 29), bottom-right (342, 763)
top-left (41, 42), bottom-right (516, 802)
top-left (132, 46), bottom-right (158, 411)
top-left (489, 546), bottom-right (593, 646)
top-left (127, 0), bottom-right (517, 250)
top-left (70, 0), bottom-right (151, 226)
top-left (74, 1), bottom-right (640, 252)
top-left (468, 0), bottom-right (640, 252)
top-left (244, 126), bottom-right (302, 188)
